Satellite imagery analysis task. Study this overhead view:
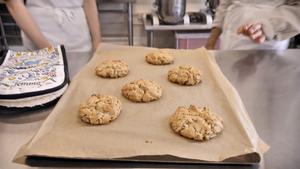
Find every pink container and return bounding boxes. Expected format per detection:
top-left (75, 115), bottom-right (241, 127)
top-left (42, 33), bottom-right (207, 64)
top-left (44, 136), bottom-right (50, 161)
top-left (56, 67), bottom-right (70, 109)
top-left (175, 31), bottom-right (220, 49)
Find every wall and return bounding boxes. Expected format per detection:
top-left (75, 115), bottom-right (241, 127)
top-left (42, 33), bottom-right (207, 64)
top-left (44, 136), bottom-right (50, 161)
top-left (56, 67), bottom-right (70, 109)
top-left (99, 0), bottom-right (207, 48)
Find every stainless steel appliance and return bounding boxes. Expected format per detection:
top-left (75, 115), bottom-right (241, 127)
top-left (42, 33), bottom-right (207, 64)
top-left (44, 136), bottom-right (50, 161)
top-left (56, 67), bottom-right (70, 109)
top-left (146, 11), bottom-right (213, 26)
top-left (154, 0), bottom-right (186, 25)
top-left (206, 0), bottom-right (220, 15)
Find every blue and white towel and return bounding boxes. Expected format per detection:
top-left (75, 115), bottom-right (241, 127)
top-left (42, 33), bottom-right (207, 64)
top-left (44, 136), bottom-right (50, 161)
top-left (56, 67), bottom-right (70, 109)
top-left (0, 45), bottom-right (69, 108)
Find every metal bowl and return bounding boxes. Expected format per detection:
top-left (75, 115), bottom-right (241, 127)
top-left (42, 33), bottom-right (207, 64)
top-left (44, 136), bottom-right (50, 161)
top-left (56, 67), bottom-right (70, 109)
top-left (156, 0), bottom-right (186, 25)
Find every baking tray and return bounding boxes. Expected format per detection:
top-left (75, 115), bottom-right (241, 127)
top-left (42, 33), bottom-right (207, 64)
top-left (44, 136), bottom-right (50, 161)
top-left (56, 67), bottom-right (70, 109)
top-left (14, 44), bottom-right (268, 166)
top-left (26, 153), bottom-right (261, 167)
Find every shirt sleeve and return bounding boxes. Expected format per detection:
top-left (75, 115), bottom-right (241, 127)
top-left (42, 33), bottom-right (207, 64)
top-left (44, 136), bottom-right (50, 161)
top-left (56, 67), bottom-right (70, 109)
top-left (262, 1), bottom-right (300, 41)
top-left (212, 0), bottom-right (232, 29)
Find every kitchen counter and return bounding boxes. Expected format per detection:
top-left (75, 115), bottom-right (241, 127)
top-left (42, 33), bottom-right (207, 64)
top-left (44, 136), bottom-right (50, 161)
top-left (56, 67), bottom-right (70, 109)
top-left (1, 49), bottom-right (300, 169)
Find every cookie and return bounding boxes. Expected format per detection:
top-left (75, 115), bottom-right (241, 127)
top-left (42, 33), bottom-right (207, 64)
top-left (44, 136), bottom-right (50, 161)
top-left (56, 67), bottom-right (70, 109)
top-left (79, 94), bottom-right (122, 125)
top-left (168, 65), bottom-right (202, 86)
top-left (122, 79), bottom-right (162, 102)
top-left (170, 105), bottom-right (223, 141)
top-left (145, 50), bottom-right (174, 65)
top-left (96, 60), bottom-right (129, 78)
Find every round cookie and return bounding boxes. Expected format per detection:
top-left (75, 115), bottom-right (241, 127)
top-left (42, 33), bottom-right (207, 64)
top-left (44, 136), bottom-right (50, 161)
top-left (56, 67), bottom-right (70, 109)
top-left (79, 94), bottom-right (122, 125)
top-left (122, 79), bottom-right (162, 102)
top-left (96, 60), bottom-right (129, 78)
top-left (145, 50), bottom-right (174, 65)
top-left (169, 105), bottom-right (223, 141)
top-left (168, 65), bottom-right (202, 86)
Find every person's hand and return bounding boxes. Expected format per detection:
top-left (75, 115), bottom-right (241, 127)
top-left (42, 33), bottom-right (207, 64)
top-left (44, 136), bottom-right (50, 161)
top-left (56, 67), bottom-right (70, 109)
top-left (237, 23), bottom-right (266, 44)
top-left (37, 39), bottom-right (52, 49)
top-left (92, 40), bottom-right (100, 53)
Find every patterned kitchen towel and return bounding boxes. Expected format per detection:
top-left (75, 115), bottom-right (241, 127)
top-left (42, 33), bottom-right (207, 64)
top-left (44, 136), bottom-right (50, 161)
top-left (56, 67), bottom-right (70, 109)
top-left (0, 45), bottom-right (69, 109)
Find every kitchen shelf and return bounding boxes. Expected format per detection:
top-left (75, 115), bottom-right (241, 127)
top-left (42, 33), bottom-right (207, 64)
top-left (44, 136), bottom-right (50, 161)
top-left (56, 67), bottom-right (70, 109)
top-left (143, 14), bottom-right (212, 47)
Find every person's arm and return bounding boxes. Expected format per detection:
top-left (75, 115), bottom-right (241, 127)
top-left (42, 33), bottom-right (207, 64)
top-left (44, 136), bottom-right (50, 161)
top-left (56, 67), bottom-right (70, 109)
top-left (5, 0), bottom-right (51, 49)
top-left (205, 27), bottom-right (222, 49)
top-left (83, 0), bottom-right (101, 52)
top-left (237, 1), bottom-right (300, 43)
top-left (205, 0), bottom-right (231, 49)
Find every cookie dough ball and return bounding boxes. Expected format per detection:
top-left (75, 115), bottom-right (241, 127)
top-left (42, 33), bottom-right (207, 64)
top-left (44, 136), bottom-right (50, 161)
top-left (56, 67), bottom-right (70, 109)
top-left (79, 94), bottom-right (122, 125)
top-left (170, 105), bottom-right (224, 141)
top-left (168, 66), bottom-right (202, 86)
top-left (145, 50), bottom-right (174, 65)
top-left (96, 60), bottom-right (129, 78)
top-left (122, 79), bottom-right (162, 102)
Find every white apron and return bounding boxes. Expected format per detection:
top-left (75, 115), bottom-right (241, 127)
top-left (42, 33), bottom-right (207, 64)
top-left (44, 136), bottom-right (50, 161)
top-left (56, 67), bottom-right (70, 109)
top-left (21, 0), bottom-right (92, 52)
top-left (220, 2), bottom-right (289, 50)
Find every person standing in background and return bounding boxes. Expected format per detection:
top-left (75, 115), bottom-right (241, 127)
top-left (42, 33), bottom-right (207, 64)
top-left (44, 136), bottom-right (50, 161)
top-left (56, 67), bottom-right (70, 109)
top-left (5, 0), bottom-right (101, 52)
top-left (206, 0), bottom-right (300, 50)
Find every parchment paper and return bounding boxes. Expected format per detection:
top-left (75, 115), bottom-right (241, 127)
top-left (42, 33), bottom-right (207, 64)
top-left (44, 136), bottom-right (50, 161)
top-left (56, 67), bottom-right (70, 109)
top-left (14, 44), bottom-right (269, 164)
